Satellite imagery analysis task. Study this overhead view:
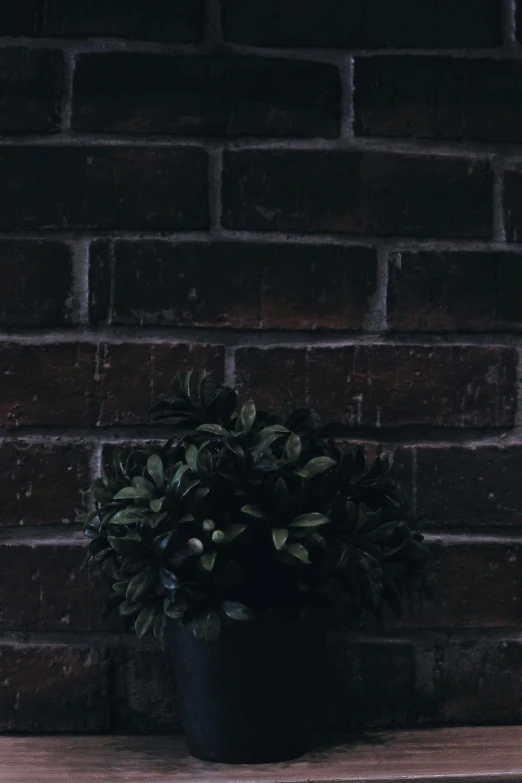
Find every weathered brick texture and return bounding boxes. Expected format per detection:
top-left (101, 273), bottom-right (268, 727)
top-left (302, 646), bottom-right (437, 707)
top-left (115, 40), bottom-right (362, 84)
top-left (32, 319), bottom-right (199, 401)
top-left (222, 152), bottom-right (493, 238)
top-left (1, 0), bottom-right (521, 735)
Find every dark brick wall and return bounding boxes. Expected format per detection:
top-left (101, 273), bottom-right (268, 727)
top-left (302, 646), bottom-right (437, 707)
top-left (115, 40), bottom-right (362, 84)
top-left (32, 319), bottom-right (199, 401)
top-left (1, 0), bottom-right (521, 736)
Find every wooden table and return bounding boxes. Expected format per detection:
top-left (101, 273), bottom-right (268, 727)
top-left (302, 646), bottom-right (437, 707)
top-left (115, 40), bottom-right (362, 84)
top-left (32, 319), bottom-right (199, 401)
top-left (1, 726), bottom-right (521, 783)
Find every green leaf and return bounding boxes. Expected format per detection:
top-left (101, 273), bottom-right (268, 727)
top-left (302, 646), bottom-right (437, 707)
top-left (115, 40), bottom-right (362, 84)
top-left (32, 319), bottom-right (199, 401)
top-left (365, 520), bottom-right (401, 542)
top-left (224, 523), bottom-right (247, 542)
top-left (119, 600), bottom-right (143, 616)
top-left (108, 536), bottom-right (146, 558)
top-left (106, 508), bottom-right (147, 525)
top-left (149, 511), bottom-right (168, 528)
top-left (185, 444), bottom-right (198, 472)
top-left (154, 610), bottom-right (167, 647)
top-left (287, 543), bottom-right (310, 564)
top-left (197, 370), bottom-right (208, 403)
top-left (151, 532), bottom-right (172, 554)
top-left (240, 504), bottom-right (266, 519)
top-left (285, 432), bottom-right (302, 462)
top-left (289, 512), bottom-right (330, 528)
top-left (298, 456), bottom-right (336, 478)
top-left (135, 606), bottom-right (157, 638)
top-left (184, 368), bottom-right (194, 402)
top-left (240, 401), bottom-right (256, 433)
top-left (150, 497), bottom-right (164, 513)
top-left (163, 597), bottom-right (186, 620)
top-left (272, 528), bottom-right (288, 550)
top-left (200, 552), bottom-right (217, 572)
top-left (147, 454), bottom-right (164, 489)
top-left (356, 502), bottom-right (368, 530)
top-left (193, 611), bottom-right (221, 644)
top-left (222, 600), bottom-right (255, 621)
top-left (126, 567), bottom-right (153, 603)
top-left (257, 425), bottom-right (289, 436)
top-left (196, 423), bottom-right (230, 437)
top-left (113, 486), bottom-right (152, 501)
top-left (159, 567), bottom-right (179, 591)
top-left (132, 476), bottom-right (156, 495)
top-left (112, 581), bottom-right (128, 596)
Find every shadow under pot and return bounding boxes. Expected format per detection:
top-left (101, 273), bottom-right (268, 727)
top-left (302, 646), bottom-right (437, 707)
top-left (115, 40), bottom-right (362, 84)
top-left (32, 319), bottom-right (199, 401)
top-left (166, 612), bottom-right (326, 764)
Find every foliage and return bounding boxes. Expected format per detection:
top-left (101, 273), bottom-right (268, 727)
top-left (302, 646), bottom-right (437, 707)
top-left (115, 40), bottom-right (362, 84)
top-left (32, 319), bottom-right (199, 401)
top-left (81, 370), bottom-right (432, 648)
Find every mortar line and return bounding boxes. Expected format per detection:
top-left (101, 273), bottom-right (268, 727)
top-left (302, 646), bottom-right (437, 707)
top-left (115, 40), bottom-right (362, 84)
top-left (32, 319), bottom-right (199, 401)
top-left (205, 0), bottom-right (223, 44)
top-left (516, 347), bottom-right (522, 426)
top-left (340, 56), bottom-right (354, 139)
top-left (59, 50), bottom-right (75, 132)
top-left (67, 239), bottom-right (90, 325)
top-left (362, 247), bottom-right (388, 333)
top-left (208, 146), bottom-right (224, 234)
top-left (7, 229), bottom-right (522, 248)
top-left (224, 346), bottom-right (236, 386)
top-left (492, 156), bottom-right (507, 242)
top-left (3, 36), bottom-right (522, 59)
top-left (3, 231), bottom-right (522, 251)
top-left (503, 0), bottom-right (517, 45)
top-left (5, 133), bottom-right (522, 160)
top-left (1, 326), bottom-right (522, 347)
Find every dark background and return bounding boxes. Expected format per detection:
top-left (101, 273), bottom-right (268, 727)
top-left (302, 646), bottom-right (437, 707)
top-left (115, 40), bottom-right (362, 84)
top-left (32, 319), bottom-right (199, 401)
top-left (1, 0), bottom-right (522, 733)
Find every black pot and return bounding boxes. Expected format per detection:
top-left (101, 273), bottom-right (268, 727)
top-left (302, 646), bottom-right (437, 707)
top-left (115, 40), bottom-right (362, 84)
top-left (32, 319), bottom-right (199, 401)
top-left (166, 612), bottom-right (326, 764)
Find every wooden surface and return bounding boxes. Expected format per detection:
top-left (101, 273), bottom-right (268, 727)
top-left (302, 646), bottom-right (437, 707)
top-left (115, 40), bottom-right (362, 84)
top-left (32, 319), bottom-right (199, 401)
top-left (1, 726), bottom-right (522, 783)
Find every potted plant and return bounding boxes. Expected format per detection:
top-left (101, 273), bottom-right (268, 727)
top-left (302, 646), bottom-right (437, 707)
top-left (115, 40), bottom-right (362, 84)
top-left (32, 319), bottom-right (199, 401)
top-left (81, 369), bottom-right (432, 764)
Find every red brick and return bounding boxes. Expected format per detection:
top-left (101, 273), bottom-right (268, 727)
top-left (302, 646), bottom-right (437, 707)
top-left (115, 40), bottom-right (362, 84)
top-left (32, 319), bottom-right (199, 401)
top-left (96, 343), bottom-right (225, 427)
top-left (355, 57), bottom-right (522, 143)
top-left (433, 639), bottom-right (522, 724)
top-left (0, 443), bottom-right (90, 527)
top-left (504, 169), bottom-right (522, 243)
top-left (73, 54), bottom-right (340, 138)
top-left (0, 3), bottom-right (38, 35)
top-left (415, 445), bottom-right (522, 527)
top-left (42, 0), bottom-right (204, 41)
top-left (0, 344), bottom-right (99, 429)
top-left (0, 48), bottom-right (62, 132)
top-left (89, 241), bottom-right (377, 330)
top-left (319, 635), bottom-right (416, 731)
top-left (235, 348), bottom-right (307, 411)
top-left (222, 0), bottom-right (501, 47)
top-left (110, 648), bottom-right (181, 733)
top-left (0, 544), bottom-right (88, 630)
top-left (399, 543), bottom-right (522, 629)
top-left (0, 241), bottom-right (73, 327)
top-left (236, 346), bottom-right (516, 428)
top-left (223, 151), bottom-right (493, 239)
top-left (0, 645), bottom-right (110, 731)
top-left (0, 147), bottom-right (208, 230)
top-left (388, 252), bottom-right (522, 332)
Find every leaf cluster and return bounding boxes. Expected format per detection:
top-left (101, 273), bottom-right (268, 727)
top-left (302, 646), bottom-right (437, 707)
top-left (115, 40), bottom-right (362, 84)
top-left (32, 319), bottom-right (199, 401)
top-left (82, 370), bottom-right (433, 647)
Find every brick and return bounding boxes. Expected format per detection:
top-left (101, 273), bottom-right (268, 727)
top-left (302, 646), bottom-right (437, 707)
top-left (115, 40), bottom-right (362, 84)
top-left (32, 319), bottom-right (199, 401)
top-left (415, 445), bottom-right (522, 527)
top-left (237, 346), bottom-right (517, 428)
top-left (42, 0), bottom-right (204, 41)
top-left (355, 57), bottom-right (522, 143)
top-left (0, 645), bottom-right (110, 731)
top-left (388, 252), bottom-right (522, 332)
top-left (96, 343), bottom-right (225, 427)
top-left (0, 48), bottom-right (62, 133)
top-left (0, 544), bottom-right (88, 630)
top-left (0, 147), bottom-right (208, 230)
top-left (504, 169), bottom-right (522, 243)
top-left (236, 348), bottom-right (307, 411)
top-left (73, 54), bottom-right (341, 138)
top-left (110, 647), bottom-right (181, 733)
top-left (0, 443), bottom-right (90, 527)
top-left (318, 634), bottom-right (416, 732)
top-left (223, 152), bottom-right (493, 239)
top-left (0, 344), bottom-right (99, 429)
top-left (0, 241), bottom-right (73, 327)
top-left (222, 0), bottom-right (501, 48)
top-left (433, 638), bottom-right (522, 724)
top-left (0, 2), bottom-right (38, 35)
top-left (89, 241), bottom-right (377, 330)
top-left (400, 543), bottom-right (522, 629)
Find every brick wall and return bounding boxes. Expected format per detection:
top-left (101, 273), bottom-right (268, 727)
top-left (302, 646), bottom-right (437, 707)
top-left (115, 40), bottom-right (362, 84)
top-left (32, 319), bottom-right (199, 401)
top-left (1, 0), bottom-right (522, 734)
